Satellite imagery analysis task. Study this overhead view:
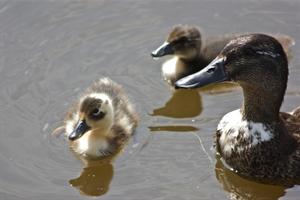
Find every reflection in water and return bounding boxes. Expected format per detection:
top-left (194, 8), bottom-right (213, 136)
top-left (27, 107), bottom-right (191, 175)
top-left (67, 129), bottom-right (150, 197)
top-left (151, 89), bottom-right (202, 118)
top-left (198, 82), bottom-right (238, 94)
top-left (69, 156), bottom-right (115, 197)
top-left (151, 83), bottom-right (238, 119)
top-left (149, 125), bottom-right (199, 132)
top-left (215, 156), bottom-right (288, 200)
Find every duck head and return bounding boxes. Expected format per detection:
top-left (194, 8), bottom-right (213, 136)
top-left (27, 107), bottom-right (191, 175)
top-left (151, 25), bottom-right (201, 60)
top-left (175, 34), bottom-right (288, 121)
top-left (68, 93), bottom-right (114, 141)
top-left (175, 34), bottom-right (288, 89)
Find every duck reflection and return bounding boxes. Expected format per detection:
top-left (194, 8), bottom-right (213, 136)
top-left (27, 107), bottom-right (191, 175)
top-left (215, 155), bottom-right (289, 200)
top-left (197, 82), bottom-right (238, 94)
top-left (69, 155), bottom-right (116, 197)
top-left (149, 125), bottom-right (199, 132)
top-left (152, 89), bottom-right (202, 118)
top-left (151, 83), bottom-right (238, 119)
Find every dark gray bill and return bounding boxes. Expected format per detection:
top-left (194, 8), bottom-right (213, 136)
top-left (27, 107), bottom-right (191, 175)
top-left (175, 57), bottom-right (229, 89)
top-left (151, 42), bottom-right (174, 57)
top-left (68, 120), bottom-right (90, 141)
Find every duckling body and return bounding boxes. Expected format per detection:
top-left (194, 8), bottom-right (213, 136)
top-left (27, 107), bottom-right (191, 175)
top-left (152, 25), bottom-right (294, 87)
top-left (161, 57), bottom-right (201, 86)
top-left (175, 34), bottom-right (300, 182)
top-left (65, 78), bottom-right (138, 159)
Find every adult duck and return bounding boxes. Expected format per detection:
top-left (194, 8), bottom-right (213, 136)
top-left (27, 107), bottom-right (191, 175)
top-left (175, 34), bottom-right (300, 182)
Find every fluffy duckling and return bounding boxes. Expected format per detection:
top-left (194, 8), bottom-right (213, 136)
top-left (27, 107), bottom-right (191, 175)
top-left (65, 78), bottom-right (138, 159)
top-left (152, 25), bottom-right (294, 87)
top-left (176, 34), bottom-right (300, 182)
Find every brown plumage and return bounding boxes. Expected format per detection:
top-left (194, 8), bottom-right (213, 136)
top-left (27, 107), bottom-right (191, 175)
top-left (175, 34), bottom-right (300, 183)
top-left (151, 24), bottom-right (294, 87)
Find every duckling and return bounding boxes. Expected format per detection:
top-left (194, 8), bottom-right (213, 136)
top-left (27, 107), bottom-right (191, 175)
top-left (152, 25), bottom-right (294, 87)
top-left (64, 78), bottom-right (138, 159)
top-left (175, 34), bottom-right (300, 182)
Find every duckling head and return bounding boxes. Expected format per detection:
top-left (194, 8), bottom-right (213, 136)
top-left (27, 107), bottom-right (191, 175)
top-left (151, 25), bottom-right (201, 60)
top-left (68, 93), bottom-right (114, 141)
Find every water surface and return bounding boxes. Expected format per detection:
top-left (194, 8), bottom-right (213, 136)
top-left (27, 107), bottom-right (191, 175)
top-left (0, 0), bottom-right (299, 199)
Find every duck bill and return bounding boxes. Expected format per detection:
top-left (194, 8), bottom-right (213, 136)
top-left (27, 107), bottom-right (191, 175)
top-left (151, 42), bottom-right (174, 58)
top-left (68, 120), bottom-right (90, 141)
top-left (175, 57), bottom-right (229, 89)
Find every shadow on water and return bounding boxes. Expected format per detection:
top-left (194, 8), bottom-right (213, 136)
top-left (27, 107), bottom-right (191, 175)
top-left (215, 156), bottom-right (289, 200)
top-left (151, 89), bottom-right (202, 118)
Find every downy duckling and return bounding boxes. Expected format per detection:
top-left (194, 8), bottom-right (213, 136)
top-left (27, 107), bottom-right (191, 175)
top-left (65, 78), bottom-right (138, 159)
top-left (175, 34), bottom-right (300, 182)
top-left (152, 25), bottom-right (294, 87)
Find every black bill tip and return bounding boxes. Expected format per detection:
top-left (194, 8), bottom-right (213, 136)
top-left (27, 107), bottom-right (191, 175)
top-left (68, 120), bottom-right (90, 141)
top-left (151, 42), bottom-right (174, 58)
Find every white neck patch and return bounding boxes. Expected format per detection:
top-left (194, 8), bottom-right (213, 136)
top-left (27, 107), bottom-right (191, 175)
top-left (217, 109), bottom-right (274, 156)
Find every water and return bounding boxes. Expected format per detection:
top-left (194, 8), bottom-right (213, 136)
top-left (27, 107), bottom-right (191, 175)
top-left (0, 0), bottom-right (299, 199)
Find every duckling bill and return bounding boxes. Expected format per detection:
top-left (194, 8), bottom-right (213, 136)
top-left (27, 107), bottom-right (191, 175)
top-left (176, 34), bottom-right (300, 182)
top-left (65, 78), bottom-right (138, 159)
top-left (151, 42), bottom-right (174, 57)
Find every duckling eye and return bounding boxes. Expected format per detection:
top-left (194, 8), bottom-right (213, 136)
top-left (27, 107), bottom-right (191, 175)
top-left (177, 36), bottom-right (188, 43)
top-left (207, 67), bottom-right (215, 73)
top-left (91, 108), bottom-right (101, 116)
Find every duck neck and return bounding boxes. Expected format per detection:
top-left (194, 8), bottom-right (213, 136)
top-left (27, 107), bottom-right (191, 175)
top-left (240, 83), bottom-right (284, 124)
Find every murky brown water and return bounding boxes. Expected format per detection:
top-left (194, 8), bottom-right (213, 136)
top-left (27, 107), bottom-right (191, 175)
top-left (0, 0), bottom-right (299, 199)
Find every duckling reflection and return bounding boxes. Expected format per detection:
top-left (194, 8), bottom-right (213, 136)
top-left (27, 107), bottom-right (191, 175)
top-left (151, 89), bottom-right (202, 118)
top-left (69, 156), bottom-right (114, 197)
top-left (215, 155), bottom-right (288, 200)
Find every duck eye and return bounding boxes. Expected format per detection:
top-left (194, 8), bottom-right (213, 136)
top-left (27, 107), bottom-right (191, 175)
top-left (92, 108), bottom-right (101, 116)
